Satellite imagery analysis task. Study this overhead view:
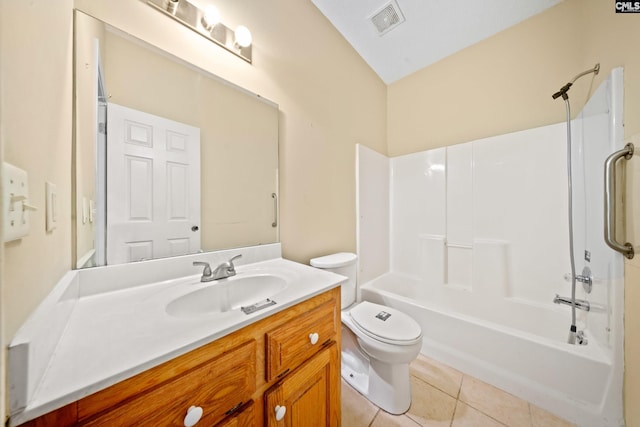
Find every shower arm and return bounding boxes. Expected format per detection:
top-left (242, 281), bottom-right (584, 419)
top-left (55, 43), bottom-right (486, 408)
top-left (552, 64), bottom-right (600, 100)
top-left (569, 64), bottom-right (601, 85)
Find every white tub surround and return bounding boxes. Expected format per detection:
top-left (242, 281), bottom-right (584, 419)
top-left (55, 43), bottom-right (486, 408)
top-left (356, 144), bottom-right (390, 287)
top-left (362, 274), bottom-right (617, 427)
top-left (356, 69), bottom-right (625, 427)
top-left (8, 243), bottom-right (346, 426)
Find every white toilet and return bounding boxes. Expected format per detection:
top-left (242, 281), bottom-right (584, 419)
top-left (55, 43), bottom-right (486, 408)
top-left (310, 252), bottom-right (423, 414)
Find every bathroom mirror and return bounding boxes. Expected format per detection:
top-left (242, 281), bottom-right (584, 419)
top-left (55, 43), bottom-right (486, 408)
top-left (74, 10), bottom-right (279, 268)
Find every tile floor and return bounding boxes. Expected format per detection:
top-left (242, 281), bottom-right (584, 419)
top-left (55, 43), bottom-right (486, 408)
top-left (341, 354), bottom-right (577, 427)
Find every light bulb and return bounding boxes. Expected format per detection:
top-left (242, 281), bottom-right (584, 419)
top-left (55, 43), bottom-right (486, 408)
top-left (167, 0), bottom-right (179, 15)
top-left (202, 5), bottom-right (220, 30)
top-left (234, 25), bottom-right (252, 48)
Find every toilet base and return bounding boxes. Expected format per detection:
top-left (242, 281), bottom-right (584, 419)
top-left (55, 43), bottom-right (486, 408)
top-left (342, 359), bottom-right (412, 415)
top-left (341, 324), bottom-right (413, 414)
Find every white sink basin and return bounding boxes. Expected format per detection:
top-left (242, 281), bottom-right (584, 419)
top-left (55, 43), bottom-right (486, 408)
top-left (166, 274), bottom-right (288, 317)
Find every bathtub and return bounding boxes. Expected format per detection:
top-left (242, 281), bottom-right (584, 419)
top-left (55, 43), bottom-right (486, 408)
top-left (360, 273), bottom-right (622, 427)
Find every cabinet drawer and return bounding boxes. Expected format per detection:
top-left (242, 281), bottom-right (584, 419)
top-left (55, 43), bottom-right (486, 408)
top-left (266, 300), bottom-right (337, 381)
top-left (81, 340), bottom-right (256, 426)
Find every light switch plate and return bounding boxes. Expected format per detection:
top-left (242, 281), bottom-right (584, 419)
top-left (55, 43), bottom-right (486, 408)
top-left (3, 162), bottom-right (33, 242)
top-left (46, 181), bottom-right (58, 232)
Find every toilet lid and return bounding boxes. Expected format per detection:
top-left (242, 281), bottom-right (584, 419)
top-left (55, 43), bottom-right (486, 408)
top-left (349, 301), bottom-right (422, 345)
top-left (310, 252), bottom-right (357, 268)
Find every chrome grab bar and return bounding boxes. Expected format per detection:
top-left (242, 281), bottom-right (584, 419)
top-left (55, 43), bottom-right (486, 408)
top-left (604, 143), bottom-right (634, 259)
top-left (271, 193), bottom-right (278, 228)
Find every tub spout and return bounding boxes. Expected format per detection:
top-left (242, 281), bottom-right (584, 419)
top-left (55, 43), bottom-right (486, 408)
top-left (554, 294), bottom-right (590, 311)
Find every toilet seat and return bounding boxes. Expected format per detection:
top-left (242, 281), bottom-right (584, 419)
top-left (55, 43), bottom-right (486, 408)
top-left (348, 301), bottom-right (422, 346)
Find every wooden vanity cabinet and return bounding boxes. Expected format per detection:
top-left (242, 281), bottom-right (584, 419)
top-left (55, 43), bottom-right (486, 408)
top-left (17, 287), bottom-right (340, 427)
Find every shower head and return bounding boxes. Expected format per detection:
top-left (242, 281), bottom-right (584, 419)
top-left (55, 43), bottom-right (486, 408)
top-left (552, 63), bottom-right (600, 101)
top-left (552, 83), bottom-right (572, 100)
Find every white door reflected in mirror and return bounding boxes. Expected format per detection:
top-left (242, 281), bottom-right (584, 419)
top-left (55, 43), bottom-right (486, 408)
top-left (106, 104), bottom-right (201, 264)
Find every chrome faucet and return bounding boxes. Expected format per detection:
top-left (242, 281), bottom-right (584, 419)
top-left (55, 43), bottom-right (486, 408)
top-left (553, 294), bottom-right (590, 311)
top-left (193, 254), bottom-right (242, 282)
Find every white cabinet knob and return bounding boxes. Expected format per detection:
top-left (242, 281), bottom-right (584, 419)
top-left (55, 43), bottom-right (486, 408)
top-left (309, 332), bottom-right (319, 345)
top-left (184, 405), bottom-right (203, 426)
top-left (275, 405), bottom-right (287, 421)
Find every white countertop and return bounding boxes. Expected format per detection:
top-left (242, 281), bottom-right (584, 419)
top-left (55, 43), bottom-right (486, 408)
top-left (11, 257), bottom-right (344, 425)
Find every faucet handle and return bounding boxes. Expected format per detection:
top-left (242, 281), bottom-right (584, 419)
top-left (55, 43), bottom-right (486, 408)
top-left (227, 254), bottom-right (242, 273)
top-left (193, 261), bottom-right (212, 277)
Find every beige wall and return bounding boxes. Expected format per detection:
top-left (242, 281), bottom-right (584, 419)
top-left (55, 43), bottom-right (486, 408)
top-left (387, 0), bottom-right (584, 156)
top-left (0, 0), bottom-right (385, 421)
top-left (387, 0), bottom-right (640, 424)
top-left (0, 0), bottom-right (74, 420)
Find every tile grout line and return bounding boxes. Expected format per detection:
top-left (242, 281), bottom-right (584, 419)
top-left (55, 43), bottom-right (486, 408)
top-left (457, 374), bottom-right (465, 400)
top-left (406, 373), bottom-right (460, 427)
top-left (405, 411), bottom-right (428, 427)
top-left (410, 373), bottom-right (460, 400)
top-left (457, 373), bottom-right (534, 427)
top-left (367, 408), bottom-right (380, 427)
top-left (449, 399), bottom-right (459, 427)
top-left (457, 397), bottom-right (516, 427)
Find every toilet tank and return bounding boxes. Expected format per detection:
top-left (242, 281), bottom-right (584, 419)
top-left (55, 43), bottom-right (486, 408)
top-left (310, 252), bottom-right (357, 309)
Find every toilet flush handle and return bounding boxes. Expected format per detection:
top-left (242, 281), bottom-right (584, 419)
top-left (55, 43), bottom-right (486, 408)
top-left (309, 332), bottom-right (319, 345)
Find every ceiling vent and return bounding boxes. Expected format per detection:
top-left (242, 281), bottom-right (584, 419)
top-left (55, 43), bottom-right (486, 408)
top-left (369, 0), bottom-right (405, 36)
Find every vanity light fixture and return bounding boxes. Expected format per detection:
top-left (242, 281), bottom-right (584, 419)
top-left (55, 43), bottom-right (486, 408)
top-left (147, 0), bottom-right (253, 63)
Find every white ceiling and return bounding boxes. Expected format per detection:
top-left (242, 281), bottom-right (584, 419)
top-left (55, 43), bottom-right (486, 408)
top-left (310, 0), bottom-right (562, 84)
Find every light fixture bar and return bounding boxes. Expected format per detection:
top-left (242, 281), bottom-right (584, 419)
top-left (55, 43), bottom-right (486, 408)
top-left (147, 0), bottom-right (252, 63)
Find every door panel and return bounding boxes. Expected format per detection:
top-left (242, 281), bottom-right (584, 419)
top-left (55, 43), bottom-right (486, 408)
top-left (107, 103), bottom-right (200, 264)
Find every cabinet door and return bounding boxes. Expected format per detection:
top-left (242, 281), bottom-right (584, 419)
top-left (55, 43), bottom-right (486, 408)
top-left (264, 342), bottom-right (339, 427)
